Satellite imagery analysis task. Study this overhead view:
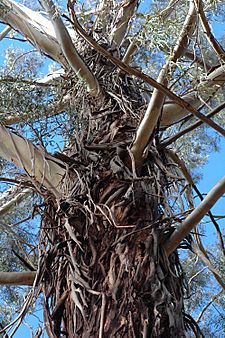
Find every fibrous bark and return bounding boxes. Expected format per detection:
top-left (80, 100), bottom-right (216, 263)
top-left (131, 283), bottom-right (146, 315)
top-left (35, 52), bottom-right (198, 337)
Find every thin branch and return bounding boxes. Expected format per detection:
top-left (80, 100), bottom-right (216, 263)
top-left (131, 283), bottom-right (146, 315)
top-left (159, 0), bottom-right (181, 20)
top-left (191, 242), bottom-right (225, 290)
top-left (194, 0), bottom-right (225, 62)
top-left (184, 49), bottom-right (211, 71)
top-left (41, 0), bottom-right (100, 95)
top-left (0, 271), bottom-right (36, 286)
top-left (196, 290), bottom-right (224, 322)
top-left (0, 188), bottom-right (31, 216)
top-left (165, 175), bottom-right (225, 256)
top-left (162, 101), bottom-right (225, 147)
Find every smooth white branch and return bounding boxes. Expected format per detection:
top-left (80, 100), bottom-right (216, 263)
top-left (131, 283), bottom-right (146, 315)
top-left (41, 0), bottom-right (100, 95)
top-left (165, 175), bottom-right (225, 255)
top-left (0, 0), bottom-right (67, 65)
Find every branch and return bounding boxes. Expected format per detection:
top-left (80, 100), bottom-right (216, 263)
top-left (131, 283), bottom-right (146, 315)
top-left (0, 25), bottom-right (11, 41)
top-left (131, 1), bottom-right (197, 162)
top-left (167, 149), bottom-right (225, 257)
top-left (162, 101), bottom-right (225, 147)
top-left (159, 0), bottom-right (181, 20)
top-left (165, 175), bottom-right (225, 255)
top-left (194, 0), bottom-right (225, 62)
top-left (110, 0), bottom-right (138, 49)
top-left (0, 188), bottom-right (31, 216)
top-left (0, 126), bottom-right (66, 196)
top-left (196, 289), bottom-right (224, 322)
top-left (0, 271), bottom-right (36, 286)
top-left (0, 0), bottom-right (67, 66)
top-left (184, 50), bottom-right (211, 71)
top-left (118, 39), bottom-right (137, 76)
top-left (67, 2), bottom-right (225, 143)
top-left (94, 0), bottom-right (116, 32)
top-left (41, 0), bottom-right (100, 95)
top-left (191, 242), bottom-right (225, 290)
top-left (161, 64), bottom-right (225, 126)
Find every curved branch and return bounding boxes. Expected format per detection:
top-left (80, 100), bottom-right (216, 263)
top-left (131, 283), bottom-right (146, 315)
top-left (41, 0), bottom-right (100, 95)
top-left (196, 290), bottom-right (224, 322)
top-left (191, 242), bottom-right (225, 290)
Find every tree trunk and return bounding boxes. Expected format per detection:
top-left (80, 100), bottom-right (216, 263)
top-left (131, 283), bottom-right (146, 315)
top-left (38, 61), bottom-right (195, 337)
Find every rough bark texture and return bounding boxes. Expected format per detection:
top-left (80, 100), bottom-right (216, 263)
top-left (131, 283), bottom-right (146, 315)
top-left (36, 50), bottom-right (198, 337)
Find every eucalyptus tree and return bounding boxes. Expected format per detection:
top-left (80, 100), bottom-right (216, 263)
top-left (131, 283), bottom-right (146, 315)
top-left (0, 0), bottom-right (225, 337)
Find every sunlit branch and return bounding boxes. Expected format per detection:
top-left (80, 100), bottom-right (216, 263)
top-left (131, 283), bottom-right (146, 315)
top-left (161, 101), bottom-right (225, 147)
top-left (161, 64), bottom-right (225, 126)
top-left (0, 0), bottom-right (67, 66)
top-left (131, 1), bottom-right (197, 162)
top-left (0, 25), bottom-right (11, 41)
top-left (41, 0), bottom-right (100, 95)
top-left (196, 290), bottom-right (224, 322)
top-left (0, 188), bottom-right (31, 216)
top-left (167, 149), bottom-right (225, 257)
top-left (165, 175), bottom-right (225, 257)
top-left (191, 242), bottom-right (225, 290)
top-left (118, 40), bottom-right (137, 76)
top-left (110, 0), bottom-right (138, 49)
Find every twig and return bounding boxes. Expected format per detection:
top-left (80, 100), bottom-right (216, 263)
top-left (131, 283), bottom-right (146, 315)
top-left (196, 290), bottom-right (224, 322)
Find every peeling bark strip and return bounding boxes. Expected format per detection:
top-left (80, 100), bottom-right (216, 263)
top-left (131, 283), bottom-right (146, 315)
top-left (0, 126), bottom-right (66, 195)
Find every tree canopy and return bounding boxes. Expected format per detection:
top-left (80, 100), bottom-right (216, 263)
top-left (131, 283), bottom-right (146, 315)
top-left (0, 0), bottom-right (225, 336)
